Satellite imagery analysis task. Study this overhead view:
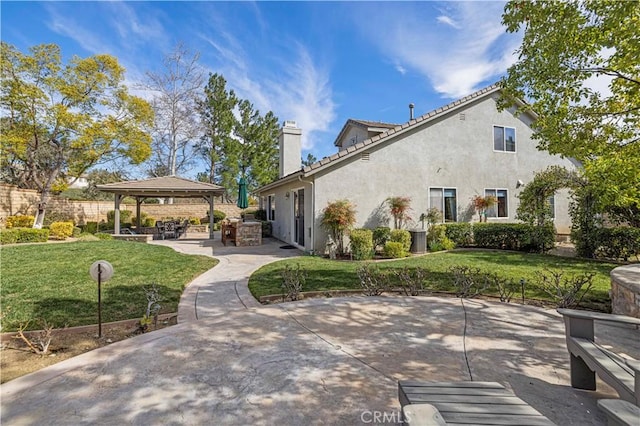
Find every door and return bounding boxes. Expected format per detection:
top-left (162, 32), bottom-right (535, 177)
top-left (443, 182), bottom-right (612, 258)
top-left (293, 188), bottom-right (304, 246)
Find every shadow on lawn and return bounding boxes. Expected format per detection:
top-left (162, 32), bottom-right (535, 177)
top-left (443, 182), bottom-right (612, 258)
top-left (31, 284), bottom-right (183, 329)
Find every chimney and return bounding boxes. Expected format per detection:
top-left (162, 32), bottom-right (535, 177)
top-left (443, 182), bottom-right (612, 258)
top-left (278, 120), bottom-right (302, 178)
top-left (409, 103), bottom-right (415, 120)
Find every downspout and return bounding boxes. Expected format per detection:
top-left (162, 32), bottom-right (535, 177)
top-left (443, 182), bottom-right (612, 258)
top-left (298, 175), bottom-right (314, 254)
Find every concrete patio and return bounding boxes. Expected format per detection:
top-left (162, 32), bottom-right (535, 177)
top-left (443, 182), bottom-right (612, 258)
top-left (1, 234), bottom-right (638, 425)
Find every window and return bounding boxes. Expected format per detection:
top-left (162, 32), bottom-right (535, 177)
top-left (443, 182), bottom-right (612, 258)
top-left (493, 126), bottom-right (516, 152)
top-left (429, 188), bottom-right (457, 222)
top-left (485, 189), bottom-right (508, 218)
top-left (267, 195), bottom-right (275, 221)
top-left (548, 195), bottom-right (555, 219)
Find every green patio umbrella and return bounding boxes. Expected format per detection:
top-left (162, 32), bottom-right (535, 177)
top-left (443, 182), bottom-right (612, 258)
top-left (237, 177), bottom-right (248, 209)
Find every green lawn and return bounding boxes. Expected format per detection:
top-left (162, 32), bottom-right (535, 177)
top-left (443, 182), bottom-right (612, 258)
top-left (1, 241), bottom-right (217, 331)
top-left (248, 250), bottom-right (619, 308)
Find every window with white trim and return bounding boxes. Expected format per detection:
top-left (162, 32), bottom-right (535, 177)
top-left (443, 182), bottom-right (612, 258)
top-left (485, 189), bottom-right (508, 218)
top-left (429, 188), bottom-right (457, 222)
top-left (548, 195), bottom-right (555, 219)
top-left (493, 126), bottom-right (516, 152)
top-left (267, 195), bottom-right (275, 221)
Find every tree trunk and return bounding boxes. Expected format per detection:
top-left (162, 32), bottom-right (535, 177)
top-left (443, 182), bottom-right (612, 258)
top-left (33, 190), bottom-right (51, 228)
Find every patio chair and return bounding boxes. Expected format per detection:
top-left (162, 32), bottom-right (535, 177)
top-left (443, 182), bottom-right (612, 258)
top-left (177, 219), bottom-right (189, 239)
top-left (155, 221), bottom-right (166, 240)
top-left (164, 221), bottom-right (177, 239)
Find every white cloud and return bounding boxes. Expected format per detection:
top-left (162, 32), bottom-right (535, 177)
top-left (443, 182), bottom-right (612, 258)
top-left (200, 32), bottom-right (336, 150)
top-left (395, 63), bottom-right (407, 75)
top-left (436, 15), bottom-right (460, 29)
top-left (358, 2), bottom-right (522, 99)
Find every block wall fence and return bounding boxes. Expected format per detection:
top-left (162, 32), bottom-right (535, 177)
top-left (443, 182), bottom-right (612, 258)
top-left (0, 184), bottom-right (243, 226)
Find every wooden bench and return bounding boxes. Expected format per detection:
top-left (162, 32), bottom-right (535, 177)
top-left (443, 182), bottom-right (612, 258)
top-left (598, 399), bottom-right (640, 426)
top-left (557, 309), bottom-right (640, 406)
top-left (398, 381), bottom-right (555, 425)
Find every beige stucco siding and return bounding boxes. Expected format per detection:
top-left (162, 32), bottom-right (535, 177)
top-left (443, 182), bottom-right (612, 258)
top-left (311, 94), bottom-right (576, 253)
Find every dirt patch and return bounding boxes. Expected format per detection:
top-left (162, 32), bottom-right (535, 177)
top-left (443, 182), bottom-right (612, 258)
top-left (0, 315), bottom-right (177, 384)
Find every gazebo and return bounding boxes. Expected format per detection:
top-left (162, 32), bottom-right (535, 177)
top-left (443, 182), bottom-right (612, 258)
top-left (96, 176), bottom-right (225, 239)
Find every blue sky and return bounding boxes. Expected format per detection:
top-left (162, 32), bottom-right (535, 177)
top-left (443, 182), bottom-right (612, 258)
top-left (1, 1), bottom-right (521, 177)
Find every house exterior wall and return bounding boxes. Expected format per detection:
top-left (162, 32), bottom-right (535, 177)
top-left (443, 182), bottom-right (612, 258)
top-left (261, 180), bottom-right (314, 251)
top-left (310, 94), bottom-right (577, 253)
top-left (337, 126), bottom-right (369, 150)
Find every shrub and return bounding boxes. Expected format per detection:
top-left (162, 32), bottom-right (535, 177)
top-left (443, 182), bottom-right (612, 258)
top-left (189, 217), bottom-right (201, 225)
top-left (443, 223), bottom-right (473, 247)
top-left (450, 266), bottom-right (486, 298)
top-left (107, 210), bottom-right (132, 224)
top-left (389, 229), bottom-right (411, 253)
top-left (535, 269), bottom-right (594, 308)
top-left (281, 264), bottom-right (306, 301)
top-left (372, 227), bottom-right (391, 251)
top-left (254, 209), bottom-right (267, 221)
top-left (43, 211), bottom-right (74, 226)
top-left (383, 241), bottom-right (406, 258)
top-left (595, 227), bottom-right (640, 261)
top-left (473, 223), bottom-right (555, 252)
top-left (77, 233), bottom-right (100, 241)
top-left (83, 221), bottom-right (98, 234)
top-left (321, 199), bottom-right (357, 256)
top-left (392, 267), bottom-right (428, 296)
top-left (356, 264), bottom-right (388, 296)
top-left (6, 215), bottom-right (35, 228)
top-left (0, 228), bottom-right (50, 244)
top-left (95, 233), bottom-right (114, 240)
top-left (387, 196), bottom-right (412, 229)
top-left (428, 225), bottom-right (455, 252)
top-left (349, 228), bottom-right (374, 260)
top-left (50, 221), bottom-right (75, 240)
top-left (0, 229), bottom-right (18, 244)
top-left (72, 226), bottom-right (82, 238)
top-left (212, 210), bottom-right (226, 223)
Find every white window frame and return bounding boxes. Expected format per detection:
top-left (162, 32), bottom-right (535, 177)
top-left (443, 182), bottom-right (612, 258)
top-left (428, 187), bottom-right (458, 222)
top-left (548, 194), bottom-right (555, 220)
top-left (484, 188), bottom-right (509, 219)
top-left (493, 125), bottom-right (517, 153)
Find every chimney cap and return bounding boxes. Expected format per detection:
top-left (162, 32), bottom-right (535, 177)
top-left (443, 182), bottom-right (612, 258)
top-left (284, 120), bottom-right (298, 128)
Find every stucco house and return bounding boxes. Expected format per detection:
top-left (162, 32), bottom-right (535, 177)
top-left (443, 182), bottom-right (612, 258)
top-left (257, 84), bottom-right (578, 254)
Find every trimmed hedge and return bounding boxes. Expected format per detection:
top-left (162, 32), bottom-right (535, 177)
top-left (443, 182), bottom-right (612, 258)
top-left (6, 215), bottom-right (35, 228)
top-left (50, 221), bottom-right (74, 240)
top-left (389, 229), bottom-right (411, 253)
top-left (350, 228), bottom-right (374, 260)
top-left (473, 223), bottom-right (555, 252)
top-left (595, 227), bottom-right (640, 261)
top-left (373, 227), bottom-right (391, 250)
top-left (383, 241), bottom-right (406, 258)
top-left (443, 223), bottom-right (473, 247)
top-left (0, 228), bottom-right (50, 245)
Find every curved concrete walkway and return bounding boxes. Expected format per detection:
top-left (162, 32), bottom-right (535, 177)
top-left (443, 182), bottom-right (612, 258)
top-left (2, 236), bottom-right (639, 425)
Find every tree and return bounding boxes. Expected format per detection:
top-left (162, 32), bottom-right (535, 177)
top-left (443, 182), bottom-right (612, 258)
top-left (82, 169), bottom-right (128, 201)
top-left (198, 74), bottom-right (279, 201)
top-left (143, 43), bottom-right (204, 179)
top-left (387, 196), bottom-right (412, 229)
top-left (0, 43), bottom-right (153, 226)
top-left (197, 73), bottom-right (237, 189)
top-left (302, 153), bottom-right (317, 167)
top-left (321, 199), bottom-right (357, 256)
top-left (232, 100), bottom-right (279, 196)
top-left (500, 1), bottom-right (640, 214)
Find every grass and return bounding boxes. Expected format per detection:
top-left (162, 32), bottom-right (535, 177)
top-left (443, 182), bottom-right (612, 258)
top-left (248, 250), bottom-right (619, 308)
top-left (1, 240), bottom-right (217, 331)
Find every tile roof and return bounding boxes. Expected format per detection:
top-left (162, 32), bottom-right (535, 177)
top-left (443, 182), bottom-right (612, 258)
top-left (97, 176), bottom-right (225, 196)
top-left (258, 83), bottom-right (504, 193)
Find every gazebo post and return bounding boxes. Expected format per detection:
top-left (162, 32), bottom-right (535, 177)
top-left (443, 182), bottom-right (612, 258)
top-left (135, 197), bottom-right (142, 230)
top-left (114, 194), bottom-right (122, 235)
top-left (207, 194), bottom-right (215, 240)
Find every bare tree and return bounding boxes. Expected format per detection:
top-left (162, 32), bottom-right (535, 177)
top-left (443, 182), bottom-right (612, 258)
top-left (143, 43), bottom-right (204, 180)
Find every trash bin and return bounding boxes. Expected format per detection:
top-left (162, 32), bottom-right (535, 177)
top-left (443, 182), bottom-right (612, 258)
top-left (409, 229), bottom-right (427, 253)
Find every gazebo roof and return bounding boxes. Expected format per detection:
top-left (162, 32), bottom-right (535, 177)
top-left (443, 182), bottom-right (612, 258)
top-left (96, 176), bottom-right (225, 198)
